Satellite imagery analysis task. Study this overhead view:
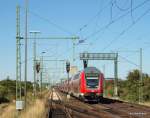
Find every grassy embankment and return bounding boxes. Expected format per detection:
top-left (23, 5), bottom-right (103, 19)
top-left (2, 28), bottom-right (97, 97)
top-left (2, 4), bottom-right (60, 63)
top-left (0, 91), bottom-right (50, 118)
top-left (0, 79), bottom-right (50, 118)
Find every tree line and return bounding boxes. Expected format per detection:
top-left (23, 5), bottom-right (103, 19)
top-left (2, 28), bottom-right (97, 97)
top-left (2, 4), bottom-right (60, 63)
top-left (0, 78), bottom-right (33, 103)
top-left (105, 69), bottom-right (150, 103)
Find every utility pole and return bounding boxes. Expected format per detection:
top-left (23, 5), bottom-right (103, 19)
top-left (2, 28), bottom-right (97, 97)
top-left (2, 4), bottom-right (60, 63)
top-left (24, 0), bottom-right (28, 110)
top-left (103, 65), bottom-right (106, 97)
top-left (40, 57), bottom-right (42, 95)
top-left (19, 37), bottom-right (22, 100)
top-left (72, 38), bottom-right (76, 63)
top-left (30, 31), bottom-right (40, 98)
top-left (33, 33), bottom-right (37, 98)
top-left (16, 5), bottom-right (24, 114)
top-left (139, 48), bottom-right (143, 103)
top-left (114, 53), bottom-right (118, 98)
top-left (48, 71), bottom-right (51, 89)
top-left (16, 5), bottom-right (22, 102)
top-left (40, 52), bottom-right (46, 95)
top-left (19, 33), bottom-right (22, 101)
top-left (16, 5), bottom-right (20, 102)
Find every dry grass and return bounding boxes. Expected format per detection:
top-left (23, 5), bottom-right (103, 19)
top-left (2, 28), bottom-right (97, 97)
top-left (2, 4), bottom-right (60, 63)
top-left (0, 103), bottom-right (16, 118)
top-left (0, 90), bottom-right (49, 118)
top-left (0, 99), bottom-right (47, 118)
top-left (141, 102), bottom-right (150, 107)
top-left (20, 99), bottom-right (46, 118)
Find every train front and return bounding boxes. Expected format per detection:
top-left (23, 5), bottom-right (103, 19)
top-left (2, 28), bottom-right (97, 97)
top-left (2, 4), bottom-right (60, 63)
top-left (80, 67), bottom-right (103, 101)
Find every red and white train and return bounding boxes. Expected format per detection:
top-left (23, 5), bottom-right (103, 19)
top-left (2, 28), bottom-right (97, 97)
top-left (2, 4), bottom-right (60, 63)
top-left (57, 67), bottom-right (104, 101)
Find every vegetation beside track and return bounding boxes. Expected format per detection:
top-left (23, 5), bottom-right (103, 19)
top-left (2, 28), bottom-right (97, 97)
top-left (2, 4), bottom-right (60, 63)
top-left (0, 90), bottom-right (50, 118)
top-left (106, 69), bottom-right (150, 104)
top-left (19, 91), bottom-right (49, 118)
top-left (0, 77), bottom-right (33, 103)
top-left (0, 77), bottom-right (50, 118)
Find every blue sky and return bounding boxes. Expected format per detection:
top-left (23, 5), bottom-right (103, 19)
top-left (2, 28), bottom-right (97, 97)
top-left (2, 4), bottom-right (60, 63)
top-left (0, 0), bottom-right (150, 82)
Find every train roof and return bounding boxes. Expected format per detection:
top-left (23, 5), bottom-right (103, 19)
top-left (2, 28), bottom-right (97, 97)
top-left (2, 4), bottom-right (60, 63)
top-left (84, 67), bottom-right (100, 73)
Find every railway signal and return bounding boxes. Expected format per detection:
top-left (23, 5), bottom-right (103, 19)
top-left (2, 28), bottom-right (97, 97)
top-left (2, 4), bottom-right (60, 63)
top-left (66, 61), bottom-right (70, 73)
top-left (36, 62), bottom-right (40, 73)
top-left (83, 60), bottom-right (88, 68)
top-left (30, 31), bottom-right (41, 98)
top-left (66, 60), bottom-right (70, 99)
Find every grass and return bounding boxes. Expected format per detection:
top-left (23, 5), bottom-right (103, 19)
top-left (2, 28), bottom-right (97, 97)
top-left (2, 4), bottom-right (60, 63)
top-left (141, 102), bottom-right (150, 107)
top-left (20, 99), bottom-right (46, 118)
top-left (0, 90), bottom-right (49, 118)
top-left (0, 103), bottom-right (16, 118)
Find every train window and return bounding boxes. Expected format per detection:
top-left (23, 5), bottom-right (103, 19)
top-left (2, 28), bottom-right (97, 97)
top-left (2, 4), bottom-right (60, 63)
top-left (86, 77), bottom-right (99, 88)
top-left (86, 77), bottom-right (98, 79)
top-left (86, 73), bottom-right (99, 77)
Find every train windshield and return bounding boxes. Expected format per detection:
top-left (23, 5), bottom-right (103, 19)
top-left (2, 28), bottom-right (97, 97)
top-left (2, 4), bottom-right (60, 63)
top-left (86, 77), bottom-right (99, 88)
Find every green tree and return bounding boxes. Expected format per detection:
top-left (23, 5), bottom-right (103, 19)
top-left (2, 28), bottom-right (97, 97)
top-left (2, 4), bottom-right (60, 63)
top-left (0, 79), bottom-right (34, 103)
top-left (126, 70), bottom-right (140, 102)
top-left (143, 77), bottom-right (150, 101)
top-left (118, 69), bottom-right (150, 103)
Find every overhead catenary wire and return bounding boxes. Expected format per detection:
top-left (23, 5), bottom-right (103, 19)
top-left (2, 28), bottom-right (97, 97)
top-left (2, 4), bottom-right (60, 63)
top-left (110, 0), bottom-right (114, 22)
top-left (77, 0), bottom-right (150, 45)
top-left (79, 5), bottom-right (150, 53)
top-left (77, 0), bottom-right (111, 41)
top-left (101, 7), bottom-right (150, 51)
top-left (77, 0), bottom-right (131, 37)
top-left (45, 1), bottom-right (111, 60)
top-left (50, 0), bottom-right (149, 66)
top-left (110, 49), bottom-right (139, 53)
top-left (114, 0), bottom-right (131, 11)
top-left (131, 0), bottom-right (134, 22)
top-left (20, 1), bottom-right (109, 60)
top-left (112, 32), bottom-right (150, 52)
top-left (19, 5), bottom-right (76, 65)
top-left (77, 0), bottom-right (112, 33)
top-left (119, 55), bottom-right (139, 67)
top-left (19, 1), bottom-right (145, 61)
top-left (110, 49), bottom-right (140, 64)
top-left (112, 37), bottom-right (142, 52)
top-left (20, 6), bottom-right (74, 36)
top-left (54, 4), bottom-right (149, 62)
top-left (20, 0), bottom-right (149, 67)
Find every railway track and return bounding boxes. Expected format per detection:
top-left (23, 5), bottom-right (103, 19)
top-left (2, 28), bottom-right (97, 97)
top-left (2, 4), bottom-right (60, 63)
top-left (98, 100), bottom-right (150, 118)
top-left (48, 89), bottom-right (72, 118)
top-left (85, 98), bottom-right (150, 118)
top-left (48, 89), bottom-right (150, 118)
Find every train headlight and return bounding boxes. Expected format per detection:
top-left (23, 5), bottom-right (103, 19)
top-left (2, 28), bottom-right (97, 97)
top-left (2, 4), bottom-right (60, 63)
top-left (81, 93), bottom-right (84, 96)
